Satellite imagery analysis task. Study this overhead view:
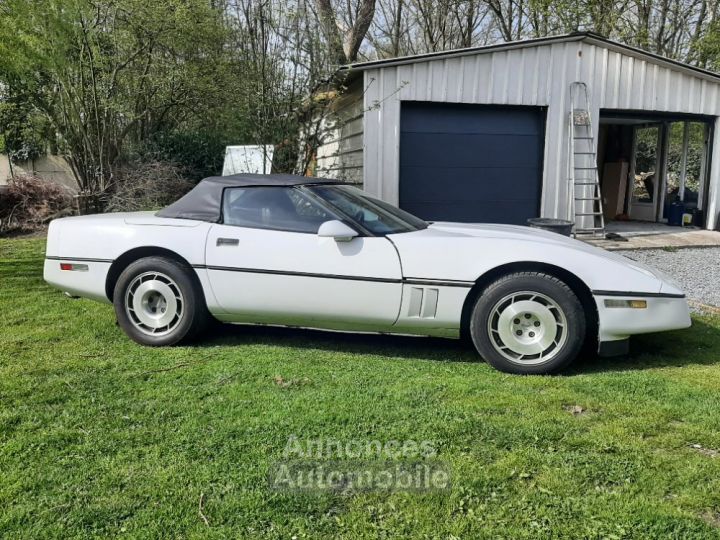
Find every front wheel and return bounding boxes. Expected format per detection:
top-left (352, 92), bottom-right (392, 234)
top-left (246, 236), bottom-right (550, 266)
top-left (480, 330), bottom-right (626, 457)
top-left (469, 272), bottom-right (586, 374)
top-left (113, 256), bottom-right (208, 346)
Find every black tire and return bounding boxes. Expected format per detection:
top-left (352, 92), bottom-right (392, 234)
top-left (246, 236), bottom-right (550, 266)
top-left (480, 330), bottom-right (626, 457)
top-left (113, 256), bottom-right (209, 346)
top-left (469, 272), bottom-right (586, 374)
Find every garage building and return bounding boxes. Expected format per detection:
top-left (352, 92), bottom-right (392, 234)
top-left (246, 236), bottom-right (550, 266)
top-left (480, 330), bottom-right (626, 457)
top-left (314, 32), bottom-right (720, 231)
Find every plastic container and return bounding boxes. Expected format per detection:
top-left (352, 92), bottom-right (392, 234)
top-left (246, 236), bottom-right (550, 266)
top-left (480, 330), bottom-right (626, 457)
top-left (667, 201), bottom-right (685, 226)
top-left (526, 218), bottom-right (574, 237)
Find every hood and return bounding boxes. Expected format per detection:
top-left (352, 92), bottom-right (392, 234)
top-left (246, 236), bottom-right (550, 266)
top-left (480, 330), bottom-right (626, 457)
top-left (427, 222), bottom-right (672, 281)
top-left (425, 222), bottom-right (616, 257)
top-left (429, 221), bottom-right (582, 242)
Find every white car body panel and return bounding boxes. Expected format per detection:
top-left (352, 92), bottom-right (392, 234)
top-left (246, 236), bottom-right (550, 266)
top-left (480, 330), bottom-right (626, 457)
top-left (392, 284), bottom-right (470, 338)
top-left (594, 295), bottom-right (690, 342)
top-left (45, 212), bottom-right (211, 262)
top-left (43, 258), bottom-right (112, 303)
top-left (390, 223), bottom-right (666, 294)
top-left (43, 211), bottom-right (691, 350)
top-left (205, 224), bottom-right (402, 329)
top-left (44, 212), bottom-right (218, 308)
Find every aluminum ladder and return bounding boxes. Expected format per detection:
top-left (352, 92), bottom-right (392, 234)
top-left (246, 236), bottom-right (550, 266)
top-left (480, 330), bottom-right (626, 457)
top-left (568, 81), bottom-right (605, 236)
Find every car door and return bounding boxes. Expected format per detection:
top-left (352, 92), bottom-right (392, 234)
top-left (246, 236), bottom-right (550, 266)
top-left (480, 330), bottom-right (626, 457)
top-left (205, 186), bottom-right (403, 331)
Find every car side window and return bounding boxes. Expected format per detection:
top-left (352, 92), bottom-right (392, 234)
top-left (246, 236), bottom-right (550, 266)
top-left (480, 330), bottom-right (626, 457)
top-left (222, 187), bottom-right (337, 233)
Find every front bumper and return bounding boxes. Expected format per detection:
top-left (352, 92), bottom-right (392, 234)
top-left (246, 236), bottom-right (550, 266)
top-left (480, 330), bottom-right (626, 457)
top-left (594, 293), bottom-right (691, 347)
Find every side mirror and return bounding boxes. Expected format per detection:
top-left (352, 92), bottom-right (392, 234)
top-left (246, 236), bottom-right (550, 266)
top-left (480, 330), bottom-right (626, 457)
top-left (317, 220), bottom-right (359, 242)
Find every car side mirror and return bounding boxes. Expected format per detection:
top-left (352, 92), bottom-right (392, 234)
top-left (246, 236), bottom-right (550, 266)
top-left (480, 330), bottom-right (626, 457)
top-left (318, 220), bottom-right (359, 242)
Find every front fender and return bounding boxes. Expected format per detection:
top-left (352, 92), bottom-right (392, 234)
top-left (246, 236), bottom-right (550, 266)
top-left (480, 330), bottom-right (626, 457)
top-left (390, 232), bottom-right (664, 295)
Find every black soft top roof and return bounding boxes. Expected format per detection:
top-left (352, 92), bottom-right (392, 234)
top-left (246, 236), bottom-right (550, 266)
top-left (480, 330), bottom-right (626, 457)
top-left (156, 173), bottom-right (339, 222)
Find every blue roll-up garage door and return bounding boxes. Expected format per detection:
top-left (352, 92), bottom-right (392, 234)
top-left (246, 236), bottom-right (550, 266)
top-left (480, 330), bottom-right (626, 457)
top-left (399, 102), bottom-right (546, 225)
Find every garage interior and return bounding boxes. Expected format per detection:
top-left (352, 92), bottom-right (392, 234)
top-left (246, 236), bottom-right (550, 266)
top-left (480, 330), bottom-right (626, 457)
top-left (597, 112), bottom-right (713, 228)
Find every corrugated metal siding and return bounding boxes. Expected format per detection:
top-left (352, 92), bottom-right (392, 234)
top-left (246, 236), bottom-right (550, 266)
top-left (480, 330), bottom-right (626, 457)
top-left (314, 77), bottom-right (364, 183)
top-left (361, 39), bottom-right (720, 229)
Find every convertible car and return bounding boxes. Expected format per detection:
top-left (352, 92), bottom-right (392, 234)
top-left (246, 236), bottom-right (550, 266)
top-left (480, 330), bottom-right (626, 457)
top-left (44, 174), bottom-right (691, 374)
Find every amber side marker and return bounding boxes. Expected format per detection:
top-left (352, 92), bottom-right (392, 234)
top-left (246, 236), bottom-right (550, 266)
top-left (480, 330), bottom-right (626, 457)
top-left (604, 299), bottom-right (647, 309)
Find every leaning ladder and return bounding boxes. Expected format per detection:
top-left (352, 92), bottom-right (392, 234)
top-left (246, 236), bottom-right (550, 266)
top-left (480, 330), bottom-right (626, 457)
top-left (568, 81), bottom-right (605, 237)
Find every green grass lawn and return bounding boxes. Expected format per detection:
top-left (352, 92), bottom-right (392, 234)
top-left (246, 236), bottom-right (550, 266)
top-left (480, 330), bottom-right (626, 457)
top-left (2, 237), bottom-right (720, 539)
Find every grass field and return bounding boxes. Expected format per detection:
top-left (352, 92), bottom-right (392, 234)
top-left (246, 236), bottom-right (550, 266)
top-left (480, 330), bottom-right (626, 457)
top-left (2, 236), bottom-right (720, 539)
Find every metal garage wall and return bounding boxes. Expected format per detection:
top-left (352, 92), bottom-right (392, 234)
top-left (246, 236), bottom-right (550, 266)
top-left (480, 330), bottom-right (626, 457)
top-left (585, 41), bottom-right (720, 229)
top-left (359, 35), bottom-right (720, 229)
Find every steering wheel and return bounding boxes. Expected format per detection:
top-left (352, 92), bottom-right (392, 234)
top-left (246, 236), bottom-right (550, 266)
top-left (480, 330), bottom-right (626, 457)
top-left (353, 210), bottom-right (366, 224)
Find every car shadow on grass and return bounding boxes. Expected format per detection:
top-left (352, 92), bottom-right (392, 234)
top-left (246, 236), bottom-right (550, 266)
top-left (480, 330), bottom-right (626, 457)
top-left (201, 322), bottom-right (481, 364)
top-left (200, 317), bottom-right (720, 373)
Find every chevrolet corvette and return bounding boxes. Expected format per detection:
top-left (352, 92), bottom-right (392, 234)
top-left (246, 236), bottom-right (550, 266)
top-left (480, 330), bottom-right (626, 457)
top-left (44, 174), bottom-right (691, 374)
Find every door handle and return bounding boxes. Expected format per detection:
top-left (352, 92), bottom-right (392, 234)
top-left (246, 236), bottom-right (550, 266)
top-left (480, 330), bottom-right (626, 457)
top-left (216, 237), bottom-right (239, 246)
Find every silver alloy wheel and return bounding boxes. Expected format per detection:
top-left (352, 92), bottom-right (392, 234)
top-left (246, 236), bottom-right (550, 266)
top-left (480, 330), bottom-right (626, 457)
top-left (125, 271), bottom-right (184, 336)
top-left (487, 290), bottom-right (568, 365)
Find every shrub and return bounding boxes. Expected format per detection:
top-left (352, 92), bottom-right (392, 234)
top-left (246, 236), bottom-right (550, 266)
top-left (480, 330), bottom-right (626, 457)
top-left (105, 161), bottom-right (194, 213)
top-left (0, 174), bottom-right (74, 234)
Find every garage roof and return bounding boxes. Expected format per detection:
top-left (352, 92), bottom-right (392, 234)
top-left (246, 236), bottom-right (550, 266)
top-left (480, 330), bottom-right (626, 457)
top-left (342, 32), bottom-right (720, 84)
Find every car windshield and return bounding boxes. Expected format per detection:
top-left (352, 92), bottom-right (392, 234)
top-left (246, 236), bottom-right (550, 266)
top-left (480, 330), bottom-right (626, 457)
top-left (306, 185), bottom-right (428, 235)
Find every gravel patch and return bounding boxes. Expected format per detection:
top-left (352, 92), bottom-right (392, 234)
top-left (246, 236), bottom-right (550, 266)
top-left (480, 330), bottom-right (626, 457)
top-left (616, 247), bottom-right (720, 308)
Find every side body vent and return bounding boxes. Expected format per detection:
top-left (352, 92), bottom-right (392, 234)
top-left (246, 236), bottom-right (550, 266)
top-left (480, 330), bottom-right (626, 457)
top-left (407, 287), bottom-right (439, 319)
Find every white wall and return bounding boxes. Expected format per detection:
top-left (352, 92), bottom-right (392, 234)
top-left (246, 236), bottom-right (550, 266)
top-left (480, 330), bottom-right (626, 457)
top-left (0, 153), bottom-right (77, 192)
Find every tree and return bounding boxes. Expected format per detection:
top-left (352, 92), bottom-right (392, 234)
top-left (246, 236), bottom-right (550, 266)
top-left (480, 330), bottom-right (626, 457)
top-left (0, 86), bottom-right (51, 165)
top-left (315, 0), bottom-right (377, 65)
top-left (0, 0), bottom-right (228, 194)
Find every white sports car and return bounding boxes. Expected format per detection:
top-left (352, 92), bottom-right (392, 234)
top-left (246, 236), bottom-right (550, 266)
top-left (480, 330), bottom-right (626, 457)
top-left (44, 174), bottom-right (691, 374)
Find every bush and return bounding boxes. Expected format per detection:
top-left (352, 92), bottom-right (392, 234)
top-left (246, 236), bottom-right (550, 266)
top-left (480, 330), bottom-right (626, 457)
top-left (0, 174), bottom-right (74, 234)
top-left (105, 161), bottom-right (194, 213)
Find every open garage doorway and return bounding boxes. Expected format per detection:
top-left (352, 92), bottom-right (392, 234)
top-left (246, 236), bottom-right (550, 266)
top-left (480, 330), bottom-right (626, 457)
top-left (597, 112), bottom-right (713, 227)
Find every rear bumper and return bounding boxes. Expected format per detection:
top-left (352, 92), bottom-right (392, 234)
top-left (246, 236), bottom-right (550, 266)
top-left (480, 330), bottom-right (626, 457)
top-left (594, 292), bottom-right (691, 344)
top-left (43, 257), bottom-right (112, 303)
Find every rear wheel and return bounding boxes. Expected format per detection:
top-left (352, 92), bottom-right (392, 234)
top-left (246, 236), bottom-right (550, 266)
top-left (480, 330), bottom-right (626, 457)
top-left (469, 272), bottom-right (586, 374)
top-left (114, 257), bottom-right (208, 346)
